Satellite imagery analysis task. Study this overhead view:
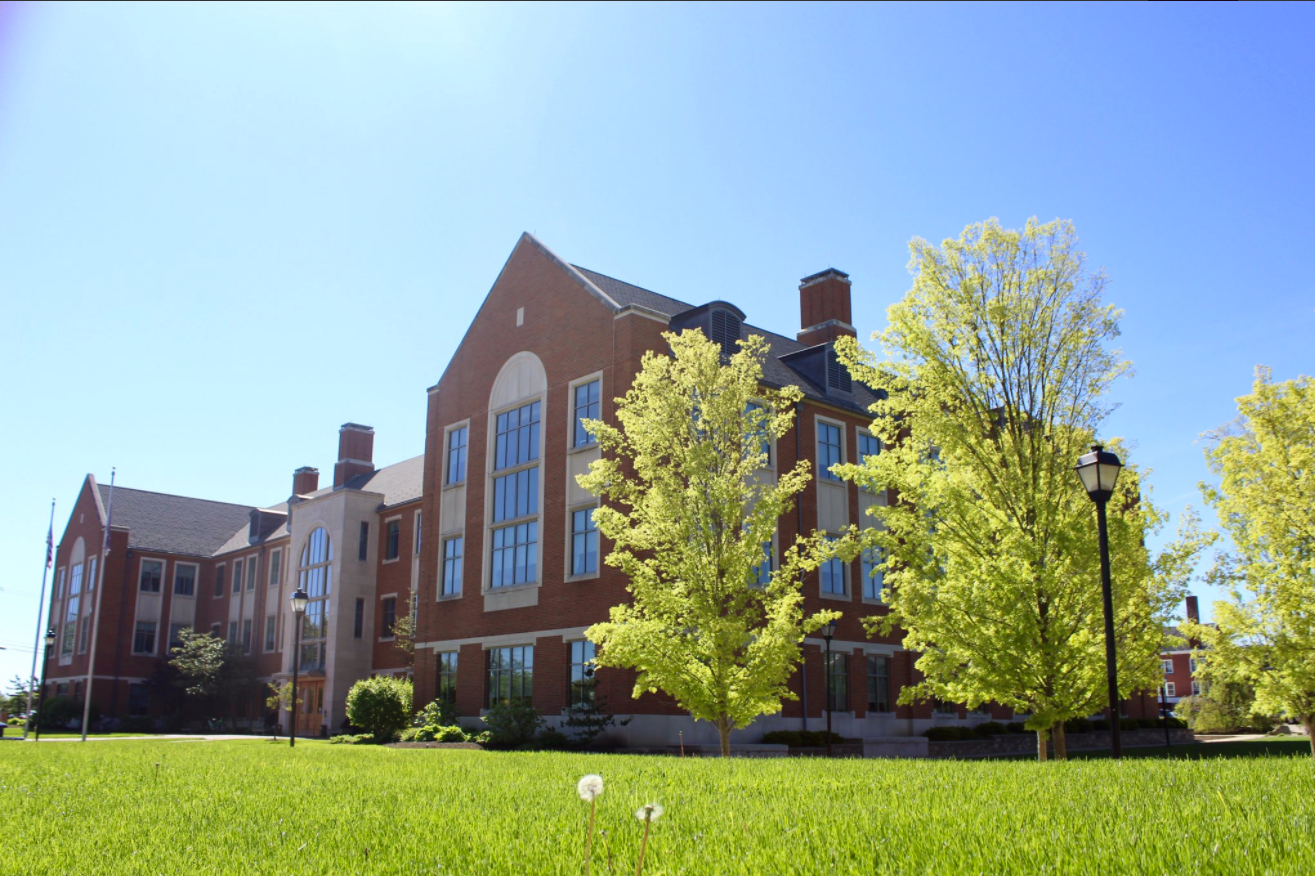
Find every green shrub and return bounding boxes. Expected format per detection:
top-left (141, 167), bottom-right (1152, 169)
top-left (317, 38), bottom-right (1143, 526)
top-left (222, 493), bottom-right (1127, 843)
top-left (1005, 722), bottom-right (1028, 734)
top-left (118, 716), bottom-right (156, 734)
top-left (1091, 719), bottom-right (1110, 731)
top-left (328, 733), bottom-right (375, 745)
top-left (974, 722), bottom-right (1007, 736)
top-left (344, 677), bottom-right (413, 743)
top-left (482, 701), bottom-right (543, 748)
top-left (413, 699), bottom-right (458, 728)
top-left (530, 728), bottom-right (571, 750)
top-left (38, 696), bottom-right (99, 730)
top-left (398, 727), bottom-right (422, 742)
top-left (761, 730), bottom-right (846, 747)
top-left (924, 726), bottom-right (980, 741)
top-left (1062, 718), bottom-right (1093, 734)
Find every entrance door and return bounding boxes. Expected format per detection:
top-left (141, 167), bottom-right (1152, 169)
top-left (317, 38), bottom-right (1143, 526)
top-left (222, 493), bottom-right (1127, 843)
top-left (297, 680), bottom-right (324, 737)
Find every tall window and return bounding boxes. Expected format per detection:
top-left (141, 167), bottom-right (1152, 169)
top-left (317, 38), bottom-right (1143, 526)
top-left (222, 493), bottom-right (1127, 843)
top-left (359, 522), bottom-right (370, 562)
top-left (70, 563), bottom-right (83, 595)
top-left (62, 593), bottom-right (78, 656)
top-left (78, 616), bottom-right (92, 654)
top-left (1165, 682), bottom-right (1177, 698)
top-left (860, 547), bottom-right (883, 600)
top-left (826, 651), bottom-right (849, 711)
top-left (866, 655), bottom-right (890, 712)
top-left (494, 402), bottom-right (540, 469)
top-left (573, 379), bottom-right (601, 448)
top-left (487, 645), bottom-right (533, 707)
top-left (298, 527), bottom-right (333, 672)
top-left (414, 513), bottom-right (423, 556)
top-left (214, 565), bottom-right (225, 598)
top-left (821, 536), bottom-right (846, 595)
top-left (1162, 659), bottom-right (1174, 674)
top-left (438, 651), bottom-right (458, 706)
top-left (353, 598), bottom-right (364, 639)
top-left (87, 556), bottom-right (96, 592)
top-left (1191, 681), bottom-right (1201, 696)
top-left (140, 560), bottom-right (163, 593)
top-left (232, 560), bottom-right (243, 594)
top-left (818, 422), bottom-right (842, 481)
top-left (128, 683), bottom-right (150, 717)
top-left (241, 619), bottom-right (252, 654)
top-left (442, 537), bottom-right (463, 596)
top-left (174, 564), bottom-right (197, 597)
top-left (744, 402), bottom-right (772, 463)
top-left (269, 550), bottom-right (282, 588)
top-left (385, 520), bottom-right (401, 561)
top-left (491, 402), bottom-right (541, 589)
top-left (55, 568), bottom-right (65, 599)
top-left (1189, 657), bottom-right (1199, 673)
top-left (571, 508), bottom-right (598, 576)
top-left (264, 616), bottom-right (276, 651)
top-left (447, 426), bottom-right (468, 485)
top-left (381, 597), bottom-right (397, 639)
top-left (858, 432), bottom-right (881, 462)
top-left (751, 541), bottom-right (774, 587)
top-left (169, 623), bottom-right (187, 652)
top-left (133, 621), bottom-right (157, 655)
top-left (246, 557), bottom-right (257, 590)
top-left (569, 640), bottom-right (596, 707)
top-left (228, 621), bottom-right (237, 642)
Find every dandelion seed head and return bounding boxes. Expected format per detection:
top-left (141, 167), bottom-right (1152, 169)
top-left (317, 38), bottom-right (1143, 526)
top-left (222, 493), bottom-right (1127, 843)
top-left (577, 774), bottom-right (604, 802)
top-left (635, 803), bottom-right (664, 822)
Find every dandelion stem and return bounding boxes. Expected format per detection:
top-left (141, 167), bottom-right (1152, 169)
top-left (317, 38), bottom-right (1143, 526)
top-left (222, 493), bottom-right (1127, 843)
top-left (585, 799), bottom-right (595, 876)
top-left (635, 818), bottom-right (651, 876)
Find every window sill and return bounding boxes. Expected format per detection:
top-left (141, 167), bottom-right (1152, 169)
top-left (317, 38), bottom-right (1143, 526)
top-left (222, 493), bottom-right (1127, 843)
top-left (568, 442), bottom-right (598, 455)
top-left (379, 637), bottom-right (396, 643)
top-left (382, 557), bottom-right (400, 565)
top-left (820, 591), bottom-right (851, 602)
top-left (860, 597), bottom-right (886, 606)
top-left (442, 481), bottom-right (466, 492)
top-left (437, 592), bottom-right (463, 602)
top-left (564, 571), bottom-right (600, 583)
top-left (485, 581), bottom-right (540, 594)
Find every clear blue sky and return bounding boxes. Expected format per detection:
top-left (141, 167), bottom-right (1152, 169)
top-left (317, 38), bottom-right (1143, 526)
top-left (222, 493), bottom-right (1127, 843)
top-left (1, 2), bottom-right (1311, 684)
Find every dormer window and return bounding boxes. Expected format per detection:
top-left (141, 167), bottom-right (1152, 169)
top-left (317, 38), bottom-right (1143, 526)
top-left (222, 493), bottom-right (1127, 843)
top-left (710, 309), bottom-right (741, 357)
top-left (826, 347), bottom-right (852, 393)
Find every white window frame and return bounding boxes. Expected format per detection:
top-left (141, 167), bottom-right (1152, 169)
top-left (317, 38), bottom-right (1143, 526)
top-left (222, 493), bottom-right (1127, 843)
top-left (379, 593), bottom-right (398, 642)
top-left (138, 557), bottom-right (165, 594)
top-left (485, 396), bottom-right (544, 593)
top-left (264, 615), bottom-right (277, 653)
top-left (1162, 659), bottom-right (1174, 675)
top-left (132, 620), bottom-right (157, 656)
top-left (859, 544), bottom-right (884, 604)
top-left (55, 566), bottom-right (65, 600)
top-left (819, 533), bottom-right (849, 600)
top-left (269, 549), bottom-right (283, 590)
top-left (382, 514), bottom-right (403, 564)
top-left (1165, 682), bottom-right (1176, 698)
top-left (815, 416), bottom-right (847, 483)
top-left (856, 428), bottom-right (882, 493)
top-left (440, 535), bottom-right (464, 599)
top-left (213, 562), bottom-right (226, 599)
top-left (565, 502), bottom-right (601, 582)
top-left (414, 510), bottom-right (423, 557)
top-left (173, 562), bottom-right (200, 598)
top-left (444, 420), bottom-right (471, 488)
top-left (246, 555), bottom-right (258, 592)
top-left (1191, 681), bottom-right (1201, 697)
top-left (567, 371), bottom-right (604, 451)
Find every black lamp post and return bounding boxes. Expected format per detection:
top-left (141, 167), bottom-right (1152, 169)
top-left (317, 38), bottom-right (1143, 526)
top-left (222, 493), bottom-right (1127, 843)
top-left (1075, 443), bottom-right (1124, 760)
top-left (289, 587), bottom-right (308, 749)
top-left (33, 629), bottom-right (55, 742)
top-left (822, 618), bottom-right (837, 758)
top-left (1160, 682), bottom-right (1172, 749)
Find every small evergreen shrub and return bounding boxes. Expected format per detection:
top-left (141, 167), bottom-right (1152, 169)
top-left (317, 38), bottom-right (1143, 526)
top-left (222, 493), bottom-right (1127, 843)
top-left (974, 722), bottom-right (1007, 736)
top-left (1005, 722), bottom-right (1028, 734)
top-left (760, 730), bottom-right (845, 747)
top-left (413, 699), bottom-right (459, 728)
top-left (482, 701), bottom-right (544, 748)
top-left (344, 676), bottom-right (413, 743)
top-left (1063, 718), bottom-right (1093, 734)
top-left (329, 733), bottom-right (376, 745)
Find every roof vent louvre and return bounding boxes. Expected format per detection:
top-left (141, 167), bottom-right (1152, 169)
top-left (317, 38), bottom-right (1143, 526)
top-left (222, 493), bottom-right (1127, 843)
top-left (826, 347), bottom-right (852, 394)
top-left (710, 309), bottom-right (741, 358)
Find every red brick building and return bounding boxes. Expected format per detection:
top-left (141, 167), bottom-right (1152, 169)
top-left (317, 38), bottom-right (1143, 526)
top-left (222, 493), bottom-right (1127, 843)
top-left (44, 232), bottom-right (1004, 744)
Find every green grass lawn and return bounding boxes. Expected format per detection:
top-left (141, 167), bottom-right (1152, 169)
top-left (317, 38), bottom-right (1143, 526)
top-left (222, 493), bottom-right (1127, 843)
top-left (3, 740), bottom-right (1312, 875)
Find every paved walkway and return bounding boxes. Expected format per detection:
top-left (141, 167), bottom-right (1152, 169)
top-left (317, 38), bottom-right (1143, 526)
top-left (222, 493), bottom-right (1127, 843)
top-left (7, 734), bottom-right (290, 743)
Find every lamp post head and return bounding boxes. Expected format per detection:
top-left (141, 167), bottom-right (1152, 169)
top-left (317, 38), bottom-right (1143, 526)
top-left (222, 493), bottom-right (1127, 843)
top-left (44, 628), bottom-right (56, 649)
top-left (1075, 443), bottom-right (1122, 503)
top-left (290, 588), bottom-right (309, 616)
top-left (823, 619), bottom-right (837, 641)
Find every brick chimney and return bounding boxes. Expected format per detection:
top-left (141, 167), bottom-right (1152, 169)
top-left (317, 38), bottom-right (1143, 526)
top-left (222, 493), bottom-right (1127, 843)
top-left (1186, 595), bottom-right (1199, 624)
top-left (292, 466), bottom-right (319, 497)
top-left (797, 268), bottom-right (856, 347)
top-left (333, 423), bottom-right (375, 487)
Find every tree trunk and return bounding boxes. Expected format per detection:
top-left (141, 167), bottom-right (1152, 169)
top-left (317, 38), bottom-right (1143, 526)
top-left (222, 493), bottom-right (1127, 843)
top-left (1037, 728), bottom-right (1049, 762)
top-left (717, 716), bottom-right (732, 757)
top-left (1053, 723), bottom-right (1068, 761)
top-left (1304, 717), bottom-right (1315, 760)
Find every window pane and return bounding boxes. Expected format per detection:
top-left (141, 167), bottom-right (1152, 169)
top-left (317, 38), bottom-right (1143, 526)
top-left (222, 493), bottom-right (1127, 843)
top-left (818, 423), bottom-right (842, 481)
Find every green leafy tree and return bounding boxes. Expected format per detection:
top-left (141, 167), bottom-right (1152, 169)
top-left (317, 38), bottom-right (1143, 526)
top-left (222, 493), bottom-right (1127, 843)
top-left (835, 218), bottom-right (1207, 760)
top-left (168, 629), bottom-right (256, 728)
top-left (264, 681), bottom-right (303, 735)
top-left (1184, 368), bottom-right (1315, 756)
top-left (344, 676), bottom-right (413, 742)
top-left (579, 329), bottom-right (846, 757)
top-left (3, 675), bottom-right (37, 726)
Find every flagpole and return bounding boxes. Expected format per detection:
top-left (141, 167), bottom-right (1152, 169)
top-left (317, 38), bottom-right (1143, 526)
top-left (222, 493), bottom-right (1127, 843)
top-left (23, 499), bottom-right (56, 741)
top-left (81, 469), bottom-right (114, 742)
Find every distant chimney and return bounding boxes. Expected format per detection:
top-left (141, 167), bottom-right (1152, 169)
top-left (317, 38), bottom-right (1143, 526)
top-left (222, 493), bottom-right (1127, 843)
top-left (333, 423), bottom-right (375, 488)
top-left (797, 268), bottom-right (856, 347)
top-left (1185, 595), bottom-right (1199, 624)
top-left (292, 466), bottom-right (319, 497)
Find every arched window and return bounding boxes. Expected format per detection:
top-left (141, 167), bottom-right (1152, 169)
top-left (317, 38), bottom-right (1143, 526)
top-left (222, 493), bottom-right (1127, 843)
top-left (297, 527), bottom-right (333, 670)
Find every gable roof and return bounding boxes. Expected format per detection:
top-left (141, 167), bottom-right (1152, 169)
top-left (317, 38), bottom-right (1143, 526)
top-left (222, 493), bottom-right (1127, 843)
top-left (96, 484), bottom-right (257, 557)
top-left (342, 454), bottom-right (425, 508)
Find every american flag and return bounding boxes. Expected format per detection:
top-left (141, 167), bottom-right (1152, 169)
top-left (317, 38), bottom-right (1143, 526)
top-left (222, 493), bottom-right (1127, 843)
top-left (45, 522), bottom-right (53, 568)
